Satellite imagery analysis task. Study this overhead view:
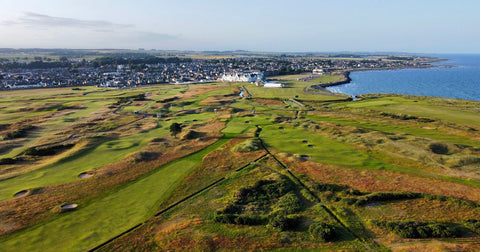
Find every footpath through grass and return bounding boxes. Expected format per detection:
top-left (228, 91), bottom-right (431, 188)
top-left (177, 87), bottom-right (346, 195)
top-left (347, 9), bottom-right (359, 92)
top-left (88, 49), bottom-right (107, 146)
top-left (0, 138), bottom-right (229, 252)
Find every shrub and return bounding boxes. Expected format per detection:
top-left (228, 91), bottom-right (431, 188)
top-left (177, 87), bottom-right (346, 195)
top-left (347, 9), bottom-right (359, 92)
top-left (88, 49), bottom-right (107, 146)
top-left (274, 192), bottom-right (303, 214)
top-left (309, 222), bottom-right (336, 241)
top-left (234, 215), bottom-right (266, 225)
top-left (375, 221), bottom-right (462, 238)
top-left (354, 192), bottom-right (423, 206)
top-left (269, 215), bottom-right (300, 231)
top-left (214, 214), bottom-right (236, 224)
top-left (181, 130), bottom-right (204, 140)
top-left (221, 204), bottom-right (243, 214)
top-left (464, 219), bottom-right (480, 234)
top-left (341, 198), bottom-right (358, 205)
top-left (214, 213), bottom-right (265, 226)
top-left (429, 142), bottom-right (449, 154)
top-left (234, 178), bottom-right (295, 205)
top-left (313, 182), bottom-right (348, 192)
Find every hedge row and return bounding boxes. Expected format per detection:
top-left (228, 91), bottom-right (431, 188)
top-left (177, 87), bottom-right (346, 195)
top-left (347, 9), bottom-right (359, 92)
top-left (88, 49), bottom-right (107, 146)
top-left (374, 221), bottom-right (462, 238)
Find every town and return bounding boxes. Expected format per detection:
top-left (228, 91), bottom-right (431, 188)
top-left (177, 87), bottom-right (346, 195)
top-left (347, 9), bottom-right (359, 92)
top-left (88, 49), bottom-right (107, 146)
top-left (0, 49), bottom-right (435, 89)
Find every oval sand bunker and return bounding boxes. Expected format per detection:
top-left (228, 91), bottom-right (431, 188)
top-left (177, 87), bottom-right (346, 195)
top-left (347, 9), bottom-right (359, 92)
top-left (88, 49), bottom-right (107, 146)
top-left (14, 190), bottom-right (29, 198)
top-left (61, 204), bottom-right (78, 212)
top-left (78, 172), bottom-right (93, 179)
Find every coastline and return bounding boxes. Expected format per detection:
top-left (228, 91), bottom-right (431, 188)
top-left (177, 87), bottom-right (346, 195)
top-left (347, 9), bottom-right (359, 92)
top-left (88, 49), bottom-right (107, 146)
top-left (312, 61), bottom-right (449, 92)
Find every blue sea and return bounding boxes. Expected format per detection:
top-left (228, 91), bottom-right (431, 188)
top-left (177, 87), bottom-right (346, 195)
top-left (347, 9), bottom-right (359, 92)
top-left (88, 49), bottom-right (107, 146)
top-left (326, 54), bottom-right (480, 101)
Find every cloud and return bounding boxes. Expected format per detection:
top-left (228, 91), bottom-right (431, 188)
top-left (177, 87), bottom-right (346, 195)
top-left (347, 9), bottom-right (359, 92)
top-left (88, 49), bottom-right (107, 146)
top-left (2, 12), bottom-right (132, 31)
top-left (0, 12), bottom-right (180, 48)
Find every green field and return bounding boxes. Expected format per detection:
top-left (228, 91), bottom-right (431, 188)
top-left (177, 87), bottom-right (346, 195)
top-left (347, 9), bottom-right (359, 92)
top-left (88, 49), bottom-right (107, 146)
top-left (2, 77), bottom-right (480, 251)
top-left (1, 139), bottom-right (229, 252)
top-left (237, 74), bottom-right (349, 101)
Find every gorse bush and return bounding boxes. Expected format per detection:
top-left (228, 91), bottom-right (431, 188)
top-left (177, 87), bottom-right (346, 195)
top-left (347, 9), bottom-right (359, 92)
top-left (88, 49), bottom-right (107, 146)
top-left (269, 215), bottom-right (301, 231)
top-left (429, 142), bottom-right (449, 154)
top-left (464, 219), bottom-right (480, 234)
top-left (374, 221), bottom-right (462, 238)
top-left (214, 214), bottom-right (266, 226)
top-left (215, 177), bottom-right (303, 230)
top-left (309, 222), bottom-right (337, 241)
top-left (353, 192), bottom-right (423, 206)
top-left (234, 178), bottom-right (295, 205)
top-left (231, 138), bottom-right (263, 152)
top-left (273, 192), bottom-right (304, 214)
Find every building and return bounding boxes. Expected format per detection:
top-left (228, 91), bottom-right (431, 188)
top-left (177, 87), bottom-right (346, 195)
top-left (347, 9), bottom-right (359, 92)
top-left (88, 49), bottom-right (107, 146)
top-left (219, 71), bottom-right (264, 83)
top-left (313, 68), bottom-right (324, 75)
top-left (263, 82), bottom-right (284, 88)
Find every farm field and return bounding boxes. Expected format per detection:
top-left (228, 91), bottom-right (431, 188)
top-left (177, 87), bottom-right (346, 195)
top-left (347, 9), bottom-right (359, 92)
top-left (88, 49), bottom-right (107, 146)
top-left (1, 75), bottom-right (480, 251)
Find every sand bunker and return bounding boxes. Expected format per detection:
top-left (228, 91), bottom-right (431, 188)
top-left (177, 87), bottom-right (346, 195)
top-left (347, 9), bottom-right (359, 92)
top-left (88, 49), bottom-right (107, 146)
top-left (14, 190), bottom-right (29, 198)
top-left (78, 172), bottom-right (93, 179)
top-left (61, 204), bottom-right (78, 211)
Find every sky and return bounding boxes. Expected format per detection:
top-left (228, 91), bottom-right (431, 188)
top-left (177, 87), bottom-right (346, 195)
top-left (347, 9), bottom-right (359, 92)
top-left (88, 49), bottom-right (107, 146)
top-left (0, 0), bottom-right (479, 53)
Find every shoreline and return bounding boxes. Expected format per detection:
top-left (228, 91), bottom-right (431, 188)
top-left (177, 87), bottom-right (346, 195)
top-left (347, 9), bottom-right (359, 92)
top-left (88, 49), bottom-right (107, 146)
top-left (312, 63), bottom-right (449, 92)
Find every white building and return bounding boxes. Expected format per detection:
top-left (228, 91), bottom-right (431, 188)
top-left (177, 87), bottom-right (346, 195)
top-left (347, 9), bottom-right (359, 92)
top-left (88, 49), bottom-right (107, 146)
top-left (313, 68), bottom-right (324, 75)
top-left (220, 71), bottom-right (264, 83)
top-left (263, 82), bottom-right (284, 88)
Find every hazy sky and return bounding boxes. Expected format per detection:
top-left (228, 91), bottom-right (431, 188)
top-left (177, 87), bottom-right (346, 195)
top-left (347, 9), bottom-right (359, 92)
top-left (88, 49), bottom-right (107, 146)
top-left (0, 0), bottom-right (479, 53)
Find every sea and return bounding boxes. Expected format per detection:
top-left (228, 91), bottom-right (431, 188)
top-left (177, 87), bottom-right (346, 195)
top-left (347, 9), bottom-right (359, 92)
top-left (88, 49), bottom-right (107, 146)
top-left (326, 54), bottom-right (480, 101)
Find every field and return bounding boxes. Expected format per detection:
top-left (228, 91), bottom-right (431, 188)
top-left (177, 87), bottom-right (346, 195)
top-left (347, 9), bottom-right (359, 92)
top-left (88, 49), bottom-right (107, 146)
top-left (1, 75), bottom-right (480, 251)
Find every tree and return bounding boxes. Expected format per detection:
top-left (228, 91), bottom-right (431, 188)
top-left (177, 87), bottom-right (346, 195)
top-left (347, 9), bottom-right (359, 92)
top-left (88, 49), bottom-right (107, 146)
top-left (169, 123), bottom-right (182, 138)
top-left (60, 56), bottom-right (69, 62)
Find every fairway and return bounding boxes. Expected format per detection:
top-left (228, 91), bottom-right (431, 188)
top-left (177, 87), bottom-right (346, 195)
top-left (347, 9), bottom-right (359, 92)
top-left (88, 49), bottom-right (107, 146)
top-left (0, 138), bottom-right (229, 252)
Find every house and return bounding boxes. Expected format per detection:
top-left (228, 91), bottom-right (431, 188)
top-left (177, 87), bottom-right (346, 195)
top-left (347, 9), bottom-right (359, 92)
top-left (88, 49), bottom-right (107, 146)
top-left (313, 68), bottom-right (324, 75)
top-left (219, 71), bottom-right (265, 83)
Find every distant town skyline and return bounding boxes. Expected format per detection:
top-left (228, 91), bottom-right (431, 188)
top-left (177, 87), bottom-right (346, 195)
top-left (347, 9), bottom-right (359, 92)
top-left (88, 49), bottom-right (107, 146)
top-left (0, 0), bottom-right (479, 53)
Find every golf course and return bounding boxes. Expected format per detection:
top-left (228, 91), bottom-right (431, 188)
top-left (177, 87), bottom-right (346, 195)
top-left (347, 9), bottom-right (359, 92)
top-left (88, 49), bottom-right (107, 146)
top-left (2, 73), bottom-right (480, 251)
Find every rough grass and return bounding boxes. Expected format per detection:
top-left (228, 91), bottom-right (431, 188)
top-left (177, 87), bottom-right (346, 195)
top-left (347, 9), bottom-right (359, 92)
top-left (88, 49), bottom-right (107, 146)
top-left (3, 84), bottom-right (480, 251)
top-left (0, 138), bottom-right (229, 252)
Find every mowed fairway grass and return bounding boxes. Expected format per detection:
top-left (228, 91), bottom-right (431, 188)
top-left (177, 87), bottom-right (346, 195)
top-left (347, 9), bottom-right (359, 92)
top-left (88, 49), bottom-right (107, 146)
top-left (0, 138), bottom-right (229, 252)
top-left (337, 96), bottom-right (480, 128)
top-left (261, 125), bottom-right (386, 168)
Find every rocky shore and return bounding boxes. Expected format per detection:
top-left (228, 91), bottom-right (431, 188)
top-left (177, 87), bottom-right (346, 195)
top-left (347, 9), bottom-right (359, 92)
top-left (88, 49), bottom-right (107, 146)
top-left (311, 71), bottom-right (352, 91)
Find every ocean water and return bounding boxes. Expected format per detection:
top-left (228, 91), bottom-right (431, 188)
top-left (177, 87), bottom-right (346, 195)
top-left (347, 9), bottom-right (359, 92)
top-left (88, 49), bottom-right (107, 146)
top-left (326, 54), bottom-right (480, 101)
